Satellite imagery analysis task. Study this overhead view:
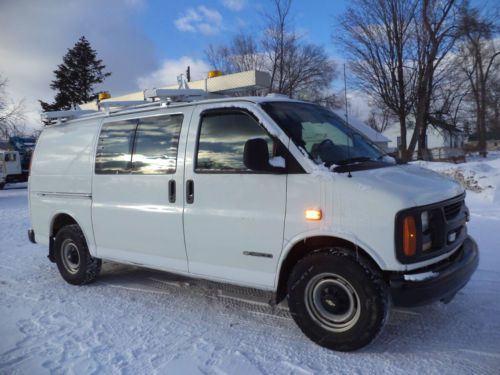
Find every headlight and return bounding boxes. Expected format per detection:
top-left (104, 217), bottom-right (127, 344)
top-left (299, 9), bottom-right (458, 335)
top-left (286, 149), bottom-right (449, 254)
top-left (421, 211), bottom-right (429, 233)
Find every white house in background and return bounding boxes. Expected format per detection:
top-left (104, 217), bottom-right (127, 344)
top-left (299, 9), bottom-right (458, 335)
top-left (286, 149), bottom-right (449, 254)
top-left (332, 109), bottom-right (391, 150)
top-left (382, 125), bottom-right (465, 151)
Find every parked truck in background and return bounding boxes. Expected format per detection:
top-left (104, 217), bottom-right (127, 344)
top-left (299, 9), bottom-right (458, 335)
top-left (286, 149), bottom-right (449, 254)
top-left (0, 159), bottom-right (6, 189)
top-left (0, 136), bottom-right (37, 186)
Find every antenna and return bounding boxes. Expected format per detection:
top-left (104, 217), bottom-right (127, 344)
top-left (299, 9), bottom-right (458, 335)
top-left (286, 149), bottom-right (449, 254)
top-left (344, 63), bottom-right (352, 178)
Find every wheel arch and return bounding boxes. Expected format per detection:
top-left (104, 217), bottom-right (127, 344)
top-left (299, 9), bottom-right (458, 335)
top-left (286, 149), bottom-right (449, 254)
top-left (48, 212), bottom-right (81, 262)
top-left (273, 235), bottom-right (384, 304)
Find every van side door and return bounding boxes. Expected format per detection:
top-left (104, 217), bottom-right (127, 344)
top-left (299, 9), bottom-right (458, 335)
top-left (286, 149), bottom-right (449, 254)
top-left (183, 104), bottom-right (288, 289)
top-left (91, 110), bottom-right (190, 272)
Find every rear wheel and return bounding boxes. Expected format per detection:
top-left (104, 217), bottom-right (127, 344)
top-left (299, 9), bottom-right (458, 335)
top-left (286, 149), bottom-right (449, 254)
top-left (0, 183), bottom-right (5, 190)
top-left (287, 248), bottom-right (389, 351)
top-left (54, 224), bottom-right (101, 285)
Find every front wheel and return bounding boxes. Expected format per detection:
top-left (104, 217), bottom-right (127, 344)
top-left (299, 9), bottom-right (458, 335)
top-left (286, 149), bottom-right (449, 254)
top-left (287, 248), bottom-right (389, 351)
top-left (54, 224), bottom-right (101, 285)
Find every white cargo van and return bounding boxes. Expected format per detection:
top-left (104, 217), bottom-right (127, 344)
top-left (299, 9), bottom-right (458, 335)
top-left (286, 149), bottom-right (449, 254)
top-left (28, 83), bottom-right (478, 351)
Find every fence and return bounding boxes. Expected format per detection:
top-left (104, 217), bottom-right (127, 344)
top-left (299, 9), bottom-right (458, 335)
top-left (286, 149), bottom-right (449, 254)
top-left (412, 147), bottom-right (466, 163)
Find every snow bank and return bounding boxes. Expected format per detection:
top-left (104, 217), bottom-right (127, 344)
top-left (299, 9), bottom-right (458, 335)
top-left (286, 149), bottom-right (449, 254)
top-left (413, 151), bottom-right (500, 203)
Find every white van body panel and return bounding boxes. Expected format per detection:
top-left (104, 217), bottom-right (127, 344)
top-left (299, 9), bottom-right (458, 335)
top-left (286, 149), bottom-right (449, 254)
top-left (91, 108), bottom-right (192, 273)
top-left (29, 118), bottom-right (100, 255)
top-left (182, 102), bottom-right (288, 289)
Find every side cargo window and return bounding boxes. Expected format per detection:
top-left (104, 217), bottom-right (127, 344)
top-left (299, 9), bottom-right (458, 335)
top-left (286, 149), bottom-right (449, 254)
top-left (195, 111), bottom-right (275, 173)
top-left (95, 120), bottom-right (137, 174)
top-left (131, 115), bottom-right (183, 174)
top-left (95, 114), bottom-right (183, 175)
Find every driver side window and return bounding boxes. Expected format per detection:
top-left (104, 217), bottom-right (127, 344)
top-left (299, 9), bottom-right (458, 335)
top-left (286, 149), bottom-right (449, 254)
top-left (195, 111), bottom-right (274, 173)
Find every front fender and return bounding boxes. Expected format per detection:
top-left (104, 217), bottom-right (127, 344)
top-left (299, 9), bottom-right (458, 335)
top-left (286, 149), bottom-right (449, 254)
top-left (274, 229), bottom-right (388, 289)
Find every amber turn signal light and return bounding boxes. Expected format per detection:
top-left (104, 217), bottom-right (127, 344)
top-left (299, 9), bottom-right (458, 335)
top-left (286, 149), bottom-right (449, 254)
top-left (403, 215), bottom-right (417, 256)
top-left (305, 209), bottom-right (322, 221)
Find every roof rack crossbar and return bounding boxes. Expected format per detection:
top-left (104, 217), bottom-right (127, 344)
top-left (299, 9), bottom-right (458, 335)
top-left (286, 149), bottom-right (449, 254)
top-left (143, 88), bottom-right (209, 102)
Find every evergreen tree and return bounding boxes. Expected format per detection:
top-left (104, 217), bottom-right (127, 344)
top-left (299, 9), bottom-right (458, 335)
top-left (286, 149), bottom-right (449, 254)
top-left (40, 36), bottom-right (111, 111)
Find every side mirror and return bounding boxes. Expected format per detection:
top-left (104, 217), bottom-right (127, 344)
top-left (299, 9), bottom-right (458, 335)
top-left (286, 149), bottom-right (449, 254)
top-left (244, 138), bottom-right (270, 171)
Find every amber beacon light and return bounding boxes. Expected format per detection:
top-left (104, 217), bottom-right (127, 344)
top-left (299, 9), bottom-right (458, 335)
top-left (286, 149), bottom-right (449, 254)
top-left (305, 209), bottom-right (322, 221)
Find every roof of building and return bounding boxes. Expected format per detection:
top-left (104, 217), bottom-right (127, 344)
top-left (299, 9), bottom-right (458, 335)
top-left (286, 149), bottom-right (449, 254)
top-left (331, 110), bottom-right (391, 144)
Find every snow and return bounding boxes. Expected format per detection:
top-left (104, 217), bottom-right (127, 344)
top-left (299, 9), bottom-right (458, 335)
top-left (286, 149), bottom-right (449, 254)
top-left (413, 152), bottom-right (500, 203)
top-left (2, 154), bottom-right (500, 374)
top-left (269, 156), bottom-right (286, 168)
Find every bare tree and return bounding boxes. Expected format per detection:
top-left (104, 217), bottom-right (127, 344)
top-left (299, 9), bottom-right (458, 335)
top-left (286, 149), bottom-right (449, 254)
top-left (206, 33), bottom-right (264, 74)
top-left (263, 0), bottom-right (336, 100)
top-left (457, 6), bottom-right (500, 156)
top-left (339, 0), bottom-right (418, 160)
top-left (409, 0), bottom-right (462, 159)
top-left (366, 107), bottom-right (393, 133)
top-left (427, 57), bottom-right (471, 137)
top-left (0, 75), bottom-right (25, 140)
top-left (205, 0), bottom-right (337, 103)
top-left (339, 0), bottom-right (465, 160)
top-left (487, 72), bottom-right (500, 131)
top-left (262, 0), bottom-right (293, 94)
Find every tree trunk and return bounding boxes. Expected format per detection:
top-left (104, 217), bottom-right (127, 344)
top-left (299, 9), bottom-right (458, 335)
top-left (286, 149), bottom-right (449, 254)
top-left (399, 113), bottom-right (408, 161)
top-left (478, 82), bottom-right (488, 157)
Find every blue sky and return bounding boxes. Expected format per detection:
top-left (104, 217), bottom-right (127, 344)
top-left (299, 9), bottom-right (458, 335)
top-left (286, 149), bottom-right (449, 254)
top-left (136, 0), bottom-right (347, 62)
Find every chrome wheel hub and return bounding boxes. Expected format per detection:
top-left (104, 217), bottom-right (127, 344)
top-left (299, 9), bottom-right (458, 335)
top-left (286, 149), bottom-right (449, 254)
top-left (61, 239), bottom-right (80, 274)
top-left (305, 273), bottom-right (361, 332)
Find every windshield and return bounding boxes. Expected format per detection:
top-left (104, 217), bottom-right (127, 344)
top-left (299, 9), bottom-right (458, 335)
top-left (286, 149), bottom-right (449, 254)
top-left (261, 102), bottom-right (384, 167)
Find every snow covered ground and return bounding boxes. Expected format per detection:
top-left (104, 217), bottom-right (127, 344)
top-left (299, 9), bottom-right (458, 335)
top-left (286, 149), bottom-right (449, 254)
top-left (1, 155), bottom-right (500, 374)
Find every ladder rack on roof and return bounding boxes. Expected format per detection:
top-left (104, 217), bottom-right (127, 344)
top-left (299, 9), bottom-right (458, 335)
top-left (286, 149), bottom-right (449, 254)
top-left (41, 69), bottom-right (272, 124)
top-left (41, 108), bottom-right (98, 123)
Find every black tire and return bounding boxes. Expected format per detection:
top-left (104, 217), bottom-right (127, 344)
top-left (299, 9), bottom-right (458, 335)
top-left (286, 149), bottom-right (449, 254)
top-left (287, 248), bottom-right (389, 352)
top-left (0, 183), bottom-right (5, 190)
top-left (54, 224), bottom-right (101, 285)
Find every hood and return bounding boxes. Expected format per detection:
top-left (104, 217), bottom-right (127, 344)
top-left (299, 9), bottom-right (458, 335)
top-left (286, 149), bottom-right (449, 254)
top-left (349, 164), bottom-right (464, 207)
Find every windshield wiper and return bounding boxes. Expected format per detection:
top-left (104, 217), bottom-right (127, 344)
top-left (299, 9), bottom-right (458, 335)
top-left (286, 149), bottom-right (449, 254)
top-left (335, 156), bottom-right (372, 165)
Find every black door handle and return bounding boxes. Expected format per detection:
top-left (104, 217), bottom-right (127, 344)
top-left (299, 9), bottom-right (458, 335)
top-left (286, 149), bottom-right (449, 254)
top-left (186, 179), bottom-right (194, 204)
top-left (168, 180), bottom-right (176, 203)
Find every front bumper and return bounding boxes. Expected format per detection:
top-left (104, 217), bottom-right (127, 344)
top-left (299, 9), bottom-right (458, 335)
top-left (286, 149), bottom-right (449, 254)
top-left (389, 236), bottom-right (479, 307)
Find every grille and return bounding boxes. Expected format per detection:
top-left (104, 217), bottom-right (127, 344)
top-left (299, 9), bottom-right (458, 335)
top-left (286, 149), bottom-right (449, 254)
top-left (444, 200), bottom-right (463, 221)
